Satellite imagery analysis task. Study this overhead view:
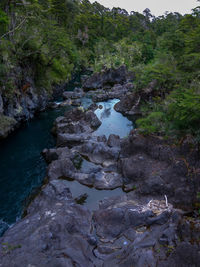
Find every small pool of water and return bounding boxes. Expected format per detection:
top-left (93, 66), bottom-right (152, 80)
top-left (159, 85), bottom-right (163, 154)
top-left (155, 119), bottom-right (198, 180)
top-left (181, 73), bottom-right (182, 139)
top-left (64, 180), bottom-right (124, 210)
top-left (94, 99), bottom-right (133, 138)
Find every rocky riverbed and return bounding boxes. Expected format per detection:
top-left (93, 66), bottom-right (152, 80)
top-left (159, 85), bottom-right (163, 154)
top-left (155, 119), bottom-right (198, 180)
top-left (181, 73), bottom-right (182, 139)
top-left (0, 68), bottom-right (200, 266)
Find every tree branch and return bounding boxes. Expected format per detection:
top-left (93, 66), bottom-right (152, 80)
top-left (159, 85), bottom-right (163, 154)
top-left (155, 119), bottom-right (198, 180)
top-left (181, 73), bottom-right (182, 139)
top-left (0, 17), bottom-right (27, 41)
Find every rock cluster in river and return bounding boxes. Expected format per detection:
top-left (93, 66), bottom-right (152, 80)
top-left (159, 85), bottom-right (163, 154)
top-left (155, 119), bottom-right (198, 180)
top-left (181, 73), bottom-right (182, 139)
top-left (0, 69), bottom-right (200, 266)
top-left (82, 65), bottom-right (133, 91)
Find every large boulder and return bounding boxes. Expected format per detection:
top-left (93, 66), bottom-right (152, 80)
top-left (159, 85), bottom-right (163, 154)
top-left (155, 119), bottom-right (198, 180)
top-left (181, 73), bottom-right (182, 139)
top-left (63, 88), bottom-right (84, 100)
top-left (47, 158), bottom-right (76, 180)
top-left (114, 92), bottom-right (141, 116)
top-left (91, 83), bottom-right (132, 102)
top-left (57, 133), bottom-right (91, 147)
top-left (54, 107), bottom-right (101, 147)
top-left (78, 140), bottom-right (120, 165)
top-left (107, 134), bottom-right (120, 147)
top-left (0, 180), bottom-right (101, 267)
top-left (85, 110), bottom-right (102, 129)
top-left (119, 132), bottom-right (200, 210)
top-left (114, 80), bottom-right (158, 116)
top-left (42, 147), bottom-right (70, 164)
top-left (82, 66), bottom-right (131, 90)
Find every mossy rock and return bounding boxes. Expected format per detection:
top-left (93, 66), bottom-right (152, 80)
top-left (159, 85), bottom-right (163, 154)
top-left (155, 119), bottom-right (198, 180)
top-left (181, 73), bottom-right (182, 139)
top-left (0, 115), bottom-right (17, 139)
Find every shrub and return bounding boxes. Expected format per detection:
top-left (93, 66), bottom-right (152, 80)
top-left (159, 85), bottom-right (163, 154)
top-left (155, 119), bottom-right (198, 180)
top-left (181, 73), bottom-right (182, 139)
top-left (136, 111), bottom-right (166, 134)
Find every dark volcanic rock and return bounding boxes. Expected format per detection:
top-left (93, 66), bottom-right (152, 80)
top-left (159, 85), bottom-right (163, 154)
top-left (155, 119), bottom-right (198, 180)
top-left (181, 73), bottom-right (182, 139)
top-left (0, 180), bottom-right (102, 267)
top-left (4, 87), bottom-right (49, 122)
top-left (92, 83), bottom-right (130, 102)
top-left (1, 72), bottom-right (200, 267)
top-left (57, 132), bottom-right (91, 147)
top-left (78, 140), bottom-right (120, 165)
top-left (63, 88), bottom-right (84, 100)
top-left (114, 92), bottom-right (141, 116)
top-left (158, 243), bottom-right (200, 267)
top-left (47, 158), bottom-right (76, 180)
top-left (120, 131), bottom-right (200, 210)
top-left (114, 80), bottom-right (158, 116)
top-left (92, 197), bottom-right (200, 267)
top-left (107, 134), bottom-right (120, 147)
top-left (54, 107), bottom-right (101, 147)
top-left (44, 144), bottom-right (123, 190)
top-left (85, 110), bottom-right (102, 129)
top-left (0, 78), bottom-right (55, 139)
top-left (42, 147), bottom-right (70, 164)
top-left (1, 185), bottom-right (200, 267)
top-left (82, 66), bottom-right (131, 90)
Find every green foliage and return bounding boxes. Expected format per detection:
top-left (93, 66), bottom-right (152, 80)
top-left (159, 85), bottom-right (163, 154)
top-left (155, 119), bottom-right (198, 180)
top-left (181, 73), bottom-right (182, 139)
top-left (0, 1), bottom-right (80, 95)
top-left (0, 8), bottom-right (8, 35)
top-left (137, 86), bottom-right (200, 143)
top-left (167, 88), bottom-right (200, 136)
top-left (51, 0), bottom-right (79, 28)
top-left (93, 38), bottom-right (142, 72)
top-left (134, 52), bottom-right (179, 93)
top-left (136, 112), bottom-right (166, 134)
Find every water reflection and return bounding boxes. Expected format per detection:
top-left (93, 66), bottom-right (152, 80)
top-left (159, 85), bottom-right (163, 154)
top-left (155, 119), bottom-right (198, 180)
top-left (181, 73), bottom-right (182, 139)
top-left (100, 105), bottom-right (111, 119)
top-left (94, 99), bottom-right (134, 138)
top-left (65, 180), bottom-right (124, 210)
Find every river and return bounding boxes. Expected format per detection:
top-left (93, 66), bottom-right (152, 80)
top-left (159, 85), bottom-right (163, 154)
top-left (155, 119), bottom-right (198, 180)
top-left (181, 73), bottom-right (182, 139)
top-left (0, 91), bottom-right (133, 236)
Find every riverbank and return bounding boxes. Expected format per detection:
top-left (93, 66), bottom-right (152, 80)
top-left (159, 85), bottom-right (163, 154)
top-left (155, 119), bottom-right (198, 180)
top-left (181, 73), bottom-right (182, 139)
top-left (0, 70), bottom-right (200, 266)
top-left (0, 67), bottom-right (133, 236)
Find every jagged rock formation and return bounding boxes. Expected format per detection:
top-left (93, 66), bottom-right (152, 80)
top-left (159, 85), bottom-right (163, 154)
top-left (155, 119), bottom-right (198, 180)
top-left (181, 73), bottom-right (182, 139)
top-left (0, 74), bottom-right (200, 267)
top-left (82, 66), bottom-right (134, 91)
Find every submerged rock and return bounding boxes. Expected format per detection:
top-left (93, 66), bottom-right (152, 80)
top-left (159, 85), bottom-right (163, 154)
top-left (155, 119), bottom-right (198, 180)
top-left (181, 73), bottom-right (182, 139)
top-left (75, 193), bottom-right (88, 205)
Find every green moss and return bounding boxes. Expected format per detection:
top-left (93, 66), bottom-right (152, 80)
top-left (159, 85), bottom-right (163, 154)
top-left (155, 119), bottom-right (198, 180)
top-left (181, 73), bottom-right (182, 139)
top-left (0, 115), bottom-right (17, 138)
top-left (2, 242), bottom-right (21, 254)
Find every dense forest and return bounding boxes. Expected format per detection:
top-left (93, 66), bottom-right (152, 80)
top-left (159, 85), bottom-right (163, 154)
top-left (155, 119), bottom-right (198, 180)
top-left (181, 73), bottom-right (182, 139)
top-left (0, 0), bottom-right (200, 144)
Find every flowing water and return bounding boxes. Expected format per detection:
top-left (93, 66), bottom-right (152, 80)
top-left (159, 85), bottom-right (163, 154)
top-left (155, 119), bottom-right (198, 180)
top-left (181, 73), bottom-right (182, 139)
top-left (0, 95), bottom-right (133, 236)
